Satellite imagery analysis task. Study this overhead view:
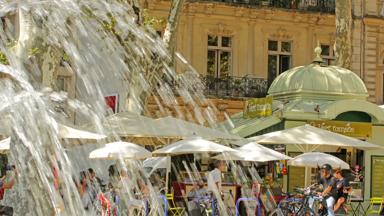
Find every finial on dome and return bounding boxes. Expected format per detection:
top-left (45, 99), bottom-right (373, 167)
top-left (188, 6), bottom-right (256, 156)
top-left (313, 41), bottom-right (324, 64)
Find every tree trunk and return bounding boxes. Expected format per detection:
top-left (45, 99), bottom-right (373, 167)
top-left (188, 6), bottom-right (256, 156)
top-left (162, 0), bottom-right (185, 53)
top-left (335, 0), bottom-right (352, 69)
top-left (136, 0), bottom-right (184, 113)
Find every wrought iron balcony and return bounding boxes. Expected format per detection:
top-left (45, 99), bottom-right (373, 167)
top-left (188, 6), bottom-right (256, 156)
top-left (189, 0), bottom-right (335, 14)
top-left (202, 75), bottom-right (268, 98)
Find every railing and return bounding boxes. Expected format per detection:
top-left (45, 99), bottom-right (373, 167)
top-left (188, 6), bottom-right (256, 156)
top-left (189, 0), bottom-right (335, 14)
top-left (201, 75), bottom-right (268, 98)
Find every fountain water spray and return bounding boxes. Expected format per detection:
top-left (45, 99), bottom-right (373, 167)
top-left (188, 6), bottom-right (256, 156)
top-left (0, 0), bottom-right (266, 215)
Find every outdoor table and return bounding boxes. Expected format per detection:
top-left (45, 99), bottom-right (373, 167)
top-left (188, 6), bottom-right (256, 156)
top-left (350, 198), bottom-right (366, 216)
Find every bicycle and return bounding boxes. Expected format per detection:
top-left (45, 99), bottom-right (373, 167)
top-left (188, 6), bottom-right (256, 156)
top-left (272, 184), bottom-right (321, 216)
top-left (195, 191), bottom-right (235, 216)
top-left (275, 192), bottom-right (304, 216)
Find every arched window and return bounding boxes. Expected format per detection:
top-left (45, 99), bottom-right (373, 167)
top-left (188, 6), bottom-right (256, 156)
top-left (335, 111), bottom-right (372, 122)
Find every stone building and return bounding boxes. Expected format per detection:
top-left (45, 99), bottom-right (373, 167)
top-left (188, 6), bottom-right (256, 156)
top-left (144, 0), bottom-right (384, 114)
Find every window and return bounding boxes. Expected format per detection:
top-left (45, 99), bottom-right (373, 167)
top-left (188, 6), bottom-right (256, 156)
top-left (207, 35), bottom-right (232, 78)
top-left (267, 40), bottom-right (292, 86)
top-left (56, 76), bottom-right (68, 92)
top-left (156, 30), bottom-right (163, 38)
top-left (321, 44), bottom-right (335, 66)
top-left (382, 73), bottom-right (384, 104)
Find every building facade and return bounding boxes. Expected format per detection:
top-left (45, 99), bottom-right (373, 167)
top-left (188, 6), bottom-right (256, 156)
top-left (144, 0), bottom-right (384, 104)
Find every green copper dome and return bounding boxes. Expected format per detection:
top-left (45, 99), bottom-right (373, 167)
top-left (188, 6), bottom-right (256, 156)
top-left (268, 64), bottom-right (368, 100)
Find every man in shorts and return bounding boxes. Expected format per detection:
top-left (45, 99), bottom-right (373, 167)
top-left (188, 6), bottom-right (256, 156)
top-left (318, 164), bottom-right (337, 216)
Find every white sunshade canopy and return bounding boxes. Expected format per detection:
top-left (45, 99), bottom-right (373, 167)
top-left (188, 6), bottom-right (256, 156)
top-left (59, 124), bottom-right (107, 140)
top-left (0, 137), bottom-right (10, 153)
top-left (143, 157), bottom-right (171, 175)
top-left (249, 124), bottom-right (381, 152)
top-left (214, 142), bottom-right (292, 162)
top-left (89, 141), bottom-right (152, 160)
top-left (152, 136), bottom-right (237, 156)
top-left (155, 116), bottom-right (241, 140)
top-left (100, 112), bottom-right (160, 137)
top-left (288, 152), bottom-right (350, 169)
top-left (97, 112), bottom-right (241, 140)
top-left (143, 157), bottom-right (170, 169)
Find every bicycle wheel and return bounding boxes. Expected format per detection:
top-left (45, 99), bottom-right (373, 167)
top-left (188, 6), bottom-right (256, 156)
top-left (277, 201), bottom-right (291, 215)
top-left (278, 200), bottom-right (302, 216)
top-left (268, 208), bottom-right (284, 216)
top-left (297, 206), bottom-right (317, 216)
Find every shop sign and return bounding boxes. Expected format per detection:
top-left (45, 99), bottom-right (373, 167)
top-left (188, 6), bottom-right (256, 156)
top-left (243, 96), bottom-right (273, 118)
top-left (371, 156), bottom-right (384, 197)
top-left (308, 120), bottom-right (372, 138)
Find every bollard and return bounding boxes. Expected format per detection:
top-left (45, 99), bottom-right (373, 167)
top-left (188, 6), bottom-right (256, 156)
top-left (212, 198), bottom-right (217, 216)
top-left (159, 195), bottom-right (168, 216)
top-left (145, 199), bottom-right (149, 216)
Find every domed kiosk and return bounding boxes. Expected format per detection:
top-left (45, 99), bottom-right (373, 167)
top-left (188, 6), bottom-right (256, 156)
top-left (268, 57), bottom-right (368, 101)
top-left (224, 45), bottom-right (384, 200)
top-left (265, 47), bottom-right (384, 125)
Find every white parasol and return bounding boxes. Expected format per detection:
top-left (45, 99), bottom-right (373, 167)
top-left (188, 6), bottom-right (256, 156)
top-left (152, 136), bottom-right (237, 156)
top-left (288, 152), bottom-right (350, 169)
top-left (214, 142), bottom-right (292, 162)
top-left (89, 141), bottom-right (151, 160)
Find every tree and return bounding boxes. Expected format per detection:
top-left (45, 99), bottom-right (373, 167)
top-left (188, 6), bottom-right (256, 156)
top-left (140, 0), bottom-right (185, 111)
top-left (335, 0), bottom-right (352, 69)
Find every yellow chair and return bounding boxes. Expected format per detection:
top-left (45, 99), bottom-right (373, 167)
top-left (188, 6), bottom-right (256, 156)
top-left (166, 193), bottom-right (186, 216)
top-left (365, 197), bottom-right (384, 215)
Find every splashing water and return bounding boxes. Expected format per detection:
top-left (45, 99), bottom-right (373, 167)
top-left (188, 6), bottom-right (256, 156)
top-left (0, 0), bottom-right (271, 215)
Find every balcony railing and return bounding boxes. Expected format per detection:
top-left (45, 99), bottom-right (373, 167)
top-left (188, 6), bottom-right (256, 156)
top-left (189, 0), bottom-right (335, 14)
top-left (202, 75), bottom-right (268, 98)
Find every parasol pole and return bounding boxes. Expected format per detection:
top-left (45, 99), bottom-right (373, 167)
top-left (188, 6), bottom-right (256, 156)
top-left (304, 145), bottom-right (311, 187)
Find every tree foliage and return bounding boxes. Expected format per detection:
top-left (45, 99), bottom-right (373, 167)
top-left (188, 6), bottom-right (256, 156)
top-left (0, 52), bottom-right (9, 65)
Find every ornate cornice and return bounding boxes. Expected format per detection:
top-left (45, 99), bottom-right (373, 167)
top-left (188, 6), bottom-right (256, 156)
top-left (206, 23), bottom-right (235, 36)
top-left (269, 27), bottom-right (293, 40)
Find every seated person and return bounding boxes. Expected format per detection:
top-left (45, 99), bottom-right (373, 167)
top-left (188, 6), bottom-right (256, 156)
top-left (187, 181), bottom-right (208, 210)
top-left (333, 169), bottom-right (351, 212)
top-left (188, 181), bottom-right (207, 199)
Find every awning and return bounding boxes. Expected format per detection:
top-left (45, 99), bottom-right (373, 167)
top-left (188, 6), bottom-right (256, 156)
top-left (219, 112), bottom-right (282, 138)
top-left (249, 124), bottom-right (382, 152)
top-left (91, 112), bottom-right (241, 140)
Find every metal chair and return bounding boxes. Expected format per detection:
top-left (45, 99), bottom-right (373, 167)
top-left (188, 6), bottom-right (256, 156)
top-left (165, 193), bottom-right (186, 216)
top-left (365, 197), bottom-right (384, 216)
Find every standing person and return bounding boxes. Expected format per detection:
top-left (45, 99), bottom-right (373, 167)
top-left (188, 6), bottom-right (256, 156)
top-left (108, 165), bottom-right (120, 190)
top-left (0, 165), bottom-right (17, 216)
top-left (318, 164), bottom-right (337, 216)
top-left (77, 171), bottom-right (91, 210)
top-left (207, 160), bottom-right (225, 215)
top-left (333, 169), bottom-right (350, 213)
top-left (88, 168), bottom-right (105, 192)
